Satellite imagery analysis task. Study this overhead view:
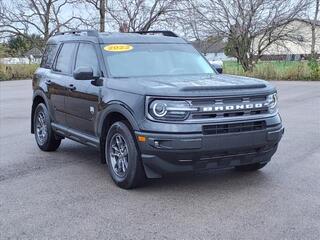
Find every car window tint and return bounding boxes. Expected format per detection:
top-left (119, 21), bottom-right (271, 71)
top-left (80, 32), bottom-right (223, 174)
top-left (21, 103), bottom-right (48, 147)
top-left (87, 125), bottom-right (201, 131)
top-left (40, 44), bottom-right (58, 69)
top-left (75, 43), bottom-right (99, 75)
top-left (55, 43), bottom-right (77, 74)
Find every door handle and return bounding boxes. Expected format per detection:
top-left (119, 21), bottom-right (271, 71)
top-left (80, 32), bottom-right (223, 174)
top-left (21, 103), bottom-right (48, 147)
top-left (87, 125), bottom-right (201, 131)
top-left (67, 84), bottom-right (76, 91)
top-left (45, 80), bottom-right (52, 85)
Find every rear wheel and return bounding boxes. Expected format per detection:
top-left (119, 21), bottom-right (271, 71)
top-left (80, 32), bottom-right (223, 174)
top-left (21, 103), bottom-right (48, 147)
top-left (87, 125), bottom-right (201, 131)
top-left (34, 103), bottom-right (61, 151)
top-left (105, 121), bottom-right (145, 189)
top-left (235, 162), bottom-right (268, 171)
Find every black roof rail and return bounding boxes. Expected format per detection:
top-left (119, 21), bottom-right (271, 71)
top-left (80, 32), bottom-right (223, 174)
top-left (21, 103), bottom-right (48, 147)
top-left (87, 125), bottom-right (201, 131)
top-left (132, 31), bottom-right (179, 37)
top-left (54, 30), bottom-right (99, 37)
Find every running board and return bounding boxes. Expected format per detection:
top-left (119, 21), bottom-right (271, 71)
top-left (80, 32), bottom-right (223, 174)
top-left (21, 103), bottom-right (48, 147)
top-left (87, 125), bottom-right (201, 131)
top-left (51, 123), bottom-right (100, 148)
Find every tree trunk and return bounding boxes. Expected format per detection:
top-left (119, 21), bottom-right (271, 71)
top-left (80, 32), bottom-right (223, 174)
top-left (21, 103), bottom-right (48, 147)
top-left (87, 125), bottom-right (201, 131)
top-left (239, 56), bottom-right (253, 72)
top-left (235, 36), bottom-right (254, 72)
top-left (311, 0), bottom-right (319, 58)
top-left (99, 0), bottom-right (106, 32)
top-left (43, 0), bottom-right (52, 41)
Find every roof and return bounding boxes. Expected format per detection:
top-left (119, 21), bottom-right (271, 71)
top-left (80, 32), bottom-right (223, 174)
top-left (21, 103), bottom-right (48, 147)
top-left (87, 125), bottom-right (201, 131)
top-left (24, 47), bottom-right (43, 58)
top-left (192, 37), bottom-right (225, 53)
top-left (47, 31), bottom-right (187, 45)
top-left (295, 18), bottom-right (320, 26)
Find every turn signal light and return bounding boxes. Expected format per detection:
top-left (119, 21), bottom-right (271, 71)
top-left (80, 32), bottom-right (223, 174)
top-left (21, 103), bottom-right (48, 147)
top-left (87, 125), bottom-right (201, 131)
top-left (137, 135), bottom-right (147, 142)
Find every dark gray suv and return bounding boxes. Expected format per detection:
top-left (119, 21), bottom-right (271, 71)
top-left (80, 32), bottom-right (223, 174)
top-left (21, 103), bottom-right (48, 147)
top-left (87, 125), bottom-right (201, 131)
top-left (31, 30), bottom-right (284, 189)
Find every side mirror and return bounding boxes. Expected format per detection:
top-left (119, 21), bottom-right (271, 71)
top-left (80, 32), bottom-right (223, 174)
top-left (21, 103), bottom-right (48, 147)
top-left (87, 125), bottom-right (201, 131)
top-left (73, 66), bottom-right (95, 80)
top-left (211, 63), bottom-right (223, 74)
top-left (209, 60), bottom-right (223, 74)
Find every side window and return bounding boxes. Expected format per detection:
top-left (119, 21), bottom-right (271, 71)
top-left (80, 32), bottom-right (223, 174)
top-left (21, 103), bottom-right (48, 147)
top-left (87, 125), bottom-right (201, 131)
top-left (54, 43), bottom-right (77, 74)
top-left (40, 44), bottom-right (58, 69)
top-left (75, 43), bottom-right (99, 75)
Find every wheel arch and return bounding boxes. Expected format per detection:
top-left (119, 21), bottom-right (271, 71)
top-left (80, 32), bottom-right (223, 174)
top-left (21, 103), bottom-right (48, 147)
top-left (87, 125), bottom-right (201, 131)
top-left (98, 102), bottom-right (140, 138)
top-left (31, 90), bottom-right (49, 134)
top-left (98, 102), bottom-right (140, 164)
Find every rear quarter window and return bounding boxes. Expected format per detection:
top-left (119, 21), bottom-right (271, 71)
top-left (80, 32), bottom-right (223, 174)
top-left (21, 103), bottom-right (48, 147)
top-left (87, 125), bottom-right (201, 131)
top-left (40, 44), bottom-right (58, 69)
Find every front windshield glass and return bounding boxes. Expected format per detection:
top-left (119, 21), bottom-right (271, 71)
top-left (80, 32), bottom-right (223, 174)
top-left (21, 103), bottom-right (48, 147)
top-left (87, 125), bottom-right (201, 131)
top-left (102, 43), bottom-right (215, 78)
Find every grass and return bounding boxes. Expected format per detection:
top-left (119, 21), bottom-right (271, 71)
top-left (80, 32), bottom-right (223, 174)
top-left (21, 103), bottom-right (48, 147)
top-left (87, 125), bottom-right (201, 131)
top-left (0, 64), bottom-right (38, 81)
top-left (0, 61), bottom-right (319, 81)
top-left (223, 61), bottom-right (318, 81)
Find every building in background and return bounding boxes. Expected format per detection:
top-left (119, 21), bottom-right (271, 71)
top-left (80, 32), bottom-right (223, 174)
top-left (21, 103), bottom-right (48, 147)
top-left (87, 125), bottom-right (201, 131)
top-left (192, 37), bottom-right (236, 62)
top-left (24, 48), bottom-right (43, 64)
top-left (0, 47), bottom-right (42, 64)
top-left (253, 19), bottom-right (320, 61)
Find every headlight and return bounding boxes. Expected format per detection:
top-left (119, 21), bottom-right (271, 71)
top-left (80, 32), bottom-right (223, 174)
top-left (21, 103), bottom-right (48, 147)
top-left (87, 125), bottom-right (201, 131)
top-left (148, 99), bottom-right (197, 121)
top-left (152, 102), bottom-right (167, 117)
top-left (266, 93), bottom-right (278, 110)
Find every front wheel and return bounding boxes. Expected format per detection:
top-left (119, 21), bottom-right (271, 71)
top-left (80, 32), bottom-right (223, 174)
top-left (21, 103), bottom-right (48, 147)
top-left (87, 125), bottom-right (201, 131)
top-left (235, 162), bottom-right (268, 171)
top-left (105, 121), bottom-right (145, 189)
top-left (34, 103), bottom-right (61, 151)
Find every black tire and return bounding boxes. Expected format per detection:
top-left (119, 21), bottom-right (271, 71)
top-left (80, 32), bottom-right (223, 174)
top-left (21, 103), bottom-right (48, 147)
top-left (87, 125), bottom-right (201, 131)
top-left (33, 103), bottom-right (61, 151)
top-left (235, 162), bottom-right (268, 171)
top-left (105, 121), bottom-right (145, 189)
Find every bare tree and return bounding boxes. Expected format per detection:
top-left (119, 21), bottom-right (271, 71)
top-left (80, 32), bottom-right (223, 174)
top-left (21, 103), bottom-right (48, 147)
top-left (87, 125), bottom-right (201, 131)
top-left (311, 0), bottom-right (319, 58)
top-left (107, 0), bottom-right (177, 32)
top-left (190, 0), bottom-right (310, 71)
top-left (173, 0), bottom-right (203, 39)
top-left (81, 0), bottom-right (107, 32)
top-left (0, 0), bottom-right (82, 44)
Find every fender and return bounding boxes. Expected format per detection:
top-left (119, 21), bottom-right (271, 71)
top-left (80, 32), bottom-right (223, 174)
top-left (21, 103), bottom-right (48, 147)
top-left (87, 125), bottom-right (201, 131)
top-left (32, 89), bottom-right (55, 116)
top-left (31, 90), bottom-right (52, 133)
top-left (96, 101), bottom-right (140, 137)
top-left (33, 89), bottom-right (49, 105)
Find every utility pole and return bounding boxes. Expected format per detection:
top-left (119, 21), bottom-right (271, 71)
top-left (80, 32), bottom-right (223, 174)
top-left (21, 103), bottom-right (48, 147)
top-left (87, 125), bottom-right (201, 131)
top-left (311, 0), bottom-right (319, 58)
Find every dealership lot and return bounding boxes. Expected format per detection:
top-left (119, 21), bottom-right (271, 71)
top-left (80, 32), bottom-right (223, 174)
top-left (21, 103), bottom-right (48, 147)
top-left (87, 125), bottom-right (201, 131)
top-left (0, 80), bottom-right (320, 239)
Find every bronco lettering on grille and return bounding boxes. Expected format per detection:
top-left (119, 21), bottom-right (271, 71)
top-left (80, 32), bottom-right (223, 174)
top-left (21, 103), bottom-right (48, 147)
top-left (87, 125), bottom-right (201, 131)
top-left (202, 103), bottom-right (267, 112)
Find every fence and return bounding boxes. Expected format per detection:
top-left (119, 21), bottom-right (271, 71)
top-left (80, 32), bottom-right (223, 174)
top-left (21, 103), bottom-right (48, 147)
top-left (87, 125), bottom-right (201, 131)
top-left (0, 57), bottom-right (41, 65)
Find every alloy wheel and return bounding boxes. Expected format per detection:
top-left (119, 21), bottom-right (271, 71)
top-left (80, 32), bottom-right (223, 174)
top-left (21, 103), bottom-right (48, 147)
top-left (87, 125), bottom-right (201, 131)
top-left (109, 133), bottom-right (129, 177)
top-left (36, 111), bottom-right (48, 145)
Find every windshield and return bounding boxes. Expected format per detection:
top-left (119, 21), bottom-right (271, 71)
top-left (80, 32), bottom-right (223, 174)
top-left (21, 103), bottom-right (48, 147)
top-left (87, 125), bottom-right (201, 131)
top-left (102, 43), bottom-right (215, 78)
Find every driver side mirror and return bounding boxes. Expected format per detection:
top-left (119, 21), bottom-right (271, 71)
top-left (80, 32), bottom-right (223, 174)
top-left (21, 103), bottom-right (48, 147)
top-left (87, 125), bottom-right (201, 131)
top-left (73, 66), bottom-right (97, 80)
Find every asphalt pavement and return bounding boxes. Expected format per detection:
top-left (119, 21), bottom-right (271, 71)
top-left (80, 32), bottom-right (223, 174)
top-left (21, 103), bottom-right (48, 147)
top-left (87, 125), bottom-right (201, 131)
top-left (0, 80), bottom-right (320, 240)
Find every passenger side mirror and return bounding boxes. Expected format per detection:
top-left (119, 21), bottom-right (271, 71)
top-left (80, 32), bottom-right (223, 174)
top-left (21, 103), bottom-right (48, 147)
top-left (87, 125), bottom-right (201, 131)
top-left (211, 63), bottom-right (223, 74)
top-left (73, 66), bottom-right (96, 80)
top-left (209, 61), bottom-right (223, 74)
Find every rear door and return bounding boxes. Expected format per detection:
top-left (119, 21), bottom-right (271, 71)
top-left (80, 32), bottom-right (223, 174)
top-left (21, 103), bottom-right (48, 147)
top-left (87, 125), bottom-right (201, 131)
top-left (48, 42), bottom-right (78, 126)
top-left (65, 42), bottom-right (101, 136)
top-left (38, 44), bottom-right (62, 122)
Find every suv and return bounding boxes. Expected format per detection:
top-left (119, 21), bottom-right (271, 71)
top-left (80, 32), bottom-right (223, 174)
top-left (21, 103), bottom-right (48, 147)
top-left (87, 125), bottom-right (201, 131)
top-left (31, 30), bottom-right (284, 189)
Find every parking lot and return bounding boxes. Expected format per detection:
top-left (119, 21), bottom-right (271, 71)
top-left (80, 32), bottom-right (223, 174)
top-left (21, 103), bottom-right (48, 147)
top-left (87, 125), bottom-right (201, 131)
top-left (0, 80), bottom-right (320, 239)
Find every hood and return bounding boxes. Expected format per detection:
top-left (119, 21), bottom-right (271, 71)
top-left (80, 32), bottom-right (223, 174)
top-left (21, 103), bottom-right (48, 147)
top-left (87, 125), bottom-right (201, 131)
top-left (106, 74), bottom-right (276, 97)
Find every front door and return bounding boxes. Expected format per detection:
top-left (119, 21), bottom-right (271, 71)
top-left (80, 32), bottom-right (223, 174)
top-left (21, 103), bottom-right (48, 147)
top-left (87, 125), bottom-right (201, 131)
top-left (65, 42), bottom-right (101, 136)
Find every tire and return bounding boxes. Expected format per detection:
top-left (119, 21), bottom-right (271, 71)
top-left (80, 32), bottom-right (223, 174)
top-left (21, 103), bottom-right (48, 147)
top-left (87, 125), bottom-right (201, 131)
top-left (105, 121), bottom-right (145, 189)
top-left (33, 103), bottom-right (61, 151)
top-left (235, 162), bottom-right (268, 171)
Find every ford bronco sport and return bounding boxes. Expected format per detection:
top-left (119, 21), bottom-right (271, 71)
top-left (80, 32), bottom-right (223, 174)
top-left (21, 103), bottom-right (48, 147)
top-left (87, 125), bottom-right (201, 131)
top-left (31, 30), bottom-right (284, 189)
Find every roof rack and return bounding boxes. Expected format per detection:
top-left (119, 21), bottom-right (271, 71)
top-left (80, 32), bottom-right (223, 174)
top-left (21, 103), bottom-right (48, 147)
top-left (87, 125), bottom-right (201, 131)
top-left (54, 30), bottom-right (99, 37)
top-left (132, 31), bottom-right (179, 37)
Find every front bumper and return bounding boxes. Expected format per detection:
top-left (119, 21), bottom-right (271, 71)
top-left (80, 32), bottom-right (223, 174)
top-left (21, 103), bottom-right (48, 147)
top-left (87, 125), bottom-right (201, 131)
top-left (135, 116), bottom-right (284, 178)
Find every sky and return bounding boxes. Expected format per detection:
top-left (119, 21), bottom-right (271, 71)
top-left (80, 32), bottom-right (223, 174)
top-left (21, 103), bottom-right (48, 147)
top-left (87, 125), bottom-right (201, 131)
top-left (0, 0), bottom-right (318, 40)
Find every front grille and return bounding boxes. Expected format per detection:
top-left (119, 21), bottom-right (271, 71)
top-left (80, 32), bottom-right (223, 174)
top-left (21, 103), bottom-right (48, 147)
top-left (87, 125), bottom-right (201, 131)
top-left (202, 121), bottom-right (266, 135)
top-left (189, 95), bottom-right (269, 120)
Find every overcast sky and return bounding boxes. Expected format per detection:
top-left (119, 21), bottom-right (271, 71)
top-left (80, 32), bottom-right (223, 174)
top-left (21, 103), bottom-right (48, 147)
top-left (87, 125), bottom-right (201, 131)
top-left (1, 0), bottom-right (318, 38)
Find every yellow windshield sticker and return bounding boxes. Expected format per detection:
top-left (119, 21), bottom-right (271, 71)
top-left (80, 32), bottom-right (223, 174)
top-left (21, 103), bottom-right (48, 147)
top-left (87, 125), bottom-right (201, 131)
top-left (104, 44), bottom-right (133, 52)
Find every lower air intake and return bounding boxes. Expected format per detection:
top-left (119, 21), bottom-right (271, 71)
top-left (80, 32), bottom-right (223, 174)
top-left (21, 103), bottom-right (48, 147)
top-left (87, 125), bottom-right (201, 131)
top-left (203, 121), bottom-right (266, 135)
